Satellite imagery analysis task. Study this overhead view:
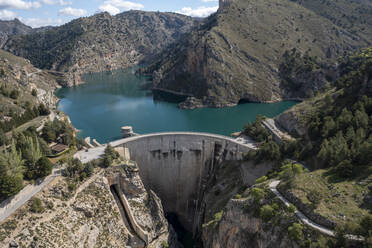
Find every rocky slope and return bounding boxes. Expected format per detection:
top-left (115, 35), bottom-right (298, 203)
top-left (141, 0), bottom-right (372, 108)
top-left (4, 11), bottom-right (196, 86)
top-left (0, 49), bottom-right (59, 119)
top-left (0, 164), bottom-right (177, 248)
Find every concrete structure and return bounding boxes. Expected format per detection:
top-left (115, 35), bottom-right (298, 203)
top-left (108, 174), bottom-right (149, 246)
top-left (121, 126), bottom-right (134, 138)
top-left (92, 139), bottom-right (102, 147)
top-left (84, 137), bottom-right (95, 148)
top-left (110, 132), bottom-right (254, 232)
top-left (262, 118), bottom-right (295, 143)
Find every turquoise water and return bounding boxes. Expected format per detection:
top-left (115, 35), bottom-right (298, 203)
top-left (56, 68), bottom-right (297, 143)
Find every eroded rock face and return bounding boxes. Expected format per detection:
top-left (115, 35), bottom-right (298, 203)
top-left (202, 199), bottom-right (300, 248)
top-left (0, 50), bottom-right (59, 118)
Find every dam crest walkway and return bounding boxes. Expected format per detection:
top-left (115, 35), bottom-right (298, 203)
top-left (75, 132), bottom-right (257, 164)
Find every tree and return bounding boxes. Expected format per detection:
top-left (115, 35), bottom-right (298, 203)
top-left (360, 215), bottom-right (372, 236)
top-left (38, 103), bottom-right (50, 116)
top-left (30, 197), bottom-right (44, 213)
top-left (102, 155), bottom-right (113, 168)
top-left (34, 157), bottom-right (53, 178)
top-left (0, 142), bottom-right (24, 177)
top-left (104, 145), bottom-right (119, 160)
top-left (0, 174), bottom-right (23, 200)
top-left (260, 205), bottom-right (275, 222)
top-left (38, 138), bottom-right (51, 156)
top-left (22, 137), bottom-right (43, 180)
top-left (243, 115), bottom-right (270, 142)
top-left (64, 158), bottom-right (84, 178)
top-left (0, 128), bottom-right (6, 146)
top-left (288, 223), bottom-right (303, 241)
top-left (337, 160), bottom-right (353, 178)
top-left (251, 187), bottom-right (266, 203)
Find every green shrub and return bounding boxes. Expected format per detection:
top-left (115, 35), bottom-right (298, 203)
top-left (255, 176), bottom-right (267, 184)
top-left (234, 194), bottom-right (242, 199)
top-left (251, 187), bottom-right (266, 203)
top-left (31, 89), bottom-right (37, 97)
top-left (67, 182), bottom-right (77, 192)
top-left (288, 223), bottom-right (303, 241)
top-left (30, 197), bottom-right (44, 213)
top-left (161, 241), bottom-right (169, 248)
top-left (307, 189), bottom-right (322, 208)
top-left (260, 204), bottom-right (275, 222)
top-left (243, 115), bottom-right (269, 142)
top-left (287, 203), bottom-right (297, 214)
top-left (10, 89), bottom-right (20, 99)
top-left (360, 214), bottom-right (372, 236)
top-left (213, 211), bottom-right (224, 222)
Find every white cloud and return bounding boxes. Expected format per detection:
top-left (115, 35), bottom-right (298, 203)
top-left (0, 0), bottom-right (41, 10)
top-left (98, 4), bottom-right (120, 15)
top-left (177, 6), bottom-right (218, 18)
top-left (21, 17), bottom-right (64, 27)
top-left (41, 0), bottom-right (71, 5)
top-left (0, 9), bottom-right (17, 20)
top-left (98, 0), bottom-right (144, 15)
top-left (202, 0), bottom-right (218, 2)
top-left (58, 7), bottom-right (87, 17)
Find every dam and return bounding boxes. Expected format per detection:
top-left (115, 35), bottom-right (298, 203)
top-left (76, 132), bottom-right (271, 235)
top-left (110, 132), bottom-right (253, 231)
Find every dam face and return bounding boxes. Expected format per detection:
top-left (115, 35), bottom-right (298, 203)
top-left (110, 132), bottom-right (252, 232)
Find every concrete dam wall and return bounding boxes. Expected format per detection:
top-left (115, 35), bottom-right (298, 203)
top-left (110, 132), bottom-right (253, 231)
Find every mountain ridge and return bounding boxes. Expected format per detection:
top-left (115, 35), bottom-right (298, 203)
top-left (140, 0), bottom-right (372, 108)
top-left (3, 11), bottom-right (197, 86)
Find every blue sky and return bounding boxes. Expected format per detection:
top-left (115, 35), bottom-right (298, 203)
top-left (0, 0), bottom-right (219, 27)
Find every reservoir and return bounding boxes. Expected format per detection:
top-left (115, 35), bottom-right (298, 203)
top-left (56, 68), bottom-right (297, 143)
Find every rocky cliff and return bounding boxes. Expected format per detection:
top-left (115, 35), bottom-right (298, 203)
top-left (4, 11), bottom-right (196, 86)
top-left (0, 49), bottom-right (59, 119)
top-left (141, 0), bottom-right (372, 108)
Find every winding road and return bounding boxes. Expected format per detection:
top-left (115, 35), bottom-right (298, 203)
top-left (0, 168), bottom-right (62, 223)
top-left (269, 180), bottom-right (364, 241)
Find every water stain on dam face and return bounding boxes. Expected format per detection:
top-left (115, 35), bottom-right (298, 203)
top-left (111, 133), bottom-right (254, 234)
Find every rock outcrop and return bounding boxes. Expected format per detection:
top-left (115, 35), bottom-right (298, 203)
top-left (0, 49), bottom-right (59, 118)
top-left (202, 198), bottom-right (300, 248)
top-left (141, 0), bottom-right (372, 108)
top-left (4, 11), bottom-right (196, 86)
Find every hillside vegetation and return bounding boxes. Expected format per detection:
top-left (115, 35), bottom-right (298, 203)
top-left (243, 48), bottom-right (372, 246)
top-left (4, 11), bottom-right (196, 86)
top-left (0, 49), bottom-right (59, 132)
top-left (141, 0), bottom-right (372, 108)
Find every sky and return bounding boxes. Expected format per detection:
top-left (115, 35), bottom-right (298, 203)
top-left (0, 0), bottom-right (219, 28)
